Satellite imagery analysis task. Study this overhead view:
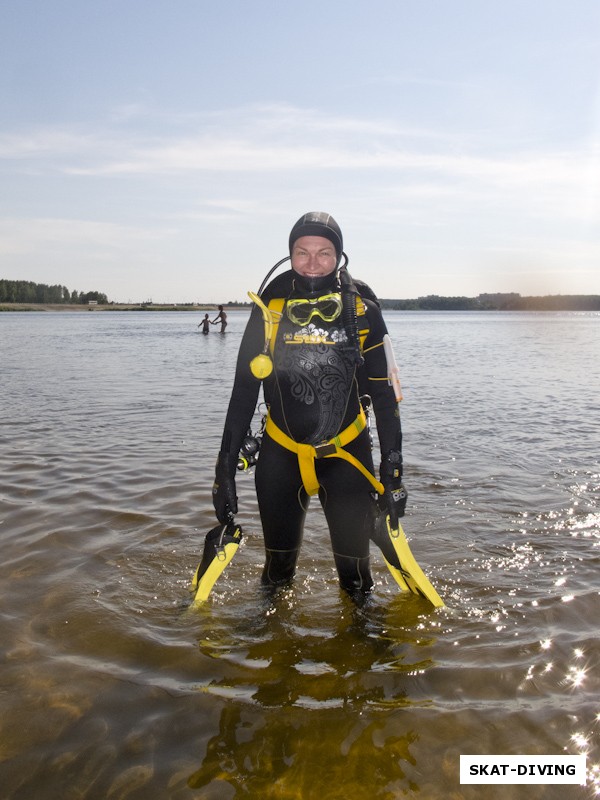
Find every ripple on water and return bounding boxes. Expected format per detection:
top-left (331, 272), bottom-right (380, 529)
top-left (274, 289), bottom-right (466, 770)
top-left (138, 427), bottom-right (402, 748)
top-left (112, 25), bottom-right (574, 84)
top-left (1, 311), bottom-right (599, 798)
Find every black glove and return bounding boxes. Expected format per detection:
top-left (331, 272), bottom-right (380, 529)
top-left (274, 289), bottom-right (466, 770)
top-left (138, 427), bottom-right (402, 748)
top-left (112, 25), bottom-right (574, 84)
top-left (379, 450), bottom-right (407, 528)
top-left (212, 451), bottom-right (238, 523)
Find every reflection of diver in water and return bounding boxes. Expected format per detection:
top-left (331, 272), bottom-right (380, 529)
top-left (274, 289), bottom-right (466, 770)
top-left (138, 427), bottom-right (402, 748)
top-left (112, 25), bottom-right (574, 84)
top-left (210, 212), bottom-right (408, 601)
top-left (195, 597), bottom-right (434, 708)
top-left (188, 683), bottom-right (420, 795)
top-left (187, 590), bottom-right (435, 795)
top-left (187, 705), bottom-right (418, 795)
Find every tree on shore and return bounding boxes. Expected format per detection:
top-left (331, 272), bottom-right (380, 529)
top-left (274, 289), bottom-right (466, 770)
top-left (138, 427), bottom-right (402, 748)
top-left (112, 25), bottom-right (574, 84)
top-left (380, 293), bottom-right (600, 311)
top-left (2, 279), bottom-right (599, 312)
top-left (0, 280), bottom-right (108, 305)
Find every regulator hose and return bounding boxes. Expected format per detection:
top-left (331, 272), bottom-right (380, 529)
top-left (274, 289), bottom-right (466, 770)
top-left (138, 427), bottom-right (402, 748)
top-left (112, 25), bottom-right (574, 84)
top-left (339, 261), bottom-right (364, 368)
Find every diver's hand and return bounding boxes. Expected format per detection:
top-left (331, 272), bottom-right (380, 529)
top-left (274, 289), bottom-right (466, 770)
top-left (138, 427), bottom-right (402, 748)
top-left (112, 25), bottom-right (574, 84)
top-left (379, 450), bottom-right (407, 528)
top-left (212, 452), bottom-right (238, 523)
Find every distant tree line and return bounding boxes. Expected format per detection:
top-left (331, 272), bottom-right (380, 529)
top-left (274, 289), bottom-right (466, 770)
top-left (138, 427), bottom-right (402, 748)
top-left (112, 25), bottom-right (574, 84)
top-left (380, 293), bottom-right (600, 311)
top-left (0, 279), bottom-right (108, 305)
top-left (3, 280), bottom-right (598, 312)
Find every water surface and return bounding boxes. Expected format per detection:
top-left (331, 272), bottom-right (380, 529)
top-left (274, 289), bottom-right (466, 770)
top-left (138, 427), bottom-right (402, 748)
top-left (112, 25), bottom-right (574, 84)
top-left (1, 310), bottom-right (598, 799)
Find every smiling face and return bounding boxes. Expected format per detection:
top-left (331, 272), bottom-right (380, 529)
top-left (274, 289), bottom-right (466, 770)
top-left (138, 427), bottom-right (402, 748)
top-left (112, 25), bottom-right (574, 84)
top-left (290, 236), bottom-right (338, 280)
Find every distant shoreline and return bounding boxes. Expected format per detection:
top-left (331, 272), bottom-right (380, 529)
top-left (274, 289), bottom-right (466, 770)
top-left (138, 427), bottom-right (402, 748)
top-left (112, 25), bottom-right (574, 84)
top-left (0, 303), bottom-right (247, 313)
top-left (1, 295), bottom-right (599, 313)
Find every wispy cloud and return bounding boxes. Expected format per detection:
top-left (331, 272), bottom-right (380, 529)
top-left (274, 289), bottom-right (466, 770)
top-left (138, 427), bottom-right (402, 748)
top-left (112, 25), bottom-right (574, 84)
top-left (0, 217), bottom-right (175, 257)
top-left (2, 103), bottom-right (596, 209)
top-left (2, 103), bottom-right (599, 299)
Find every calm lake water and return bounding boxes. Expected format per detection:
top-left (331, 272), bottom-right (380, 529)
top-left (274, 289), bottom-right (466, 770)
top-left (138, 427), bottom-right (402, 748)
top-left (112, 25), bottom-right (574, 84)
top-left (1, 309), bottom-right (598, 799)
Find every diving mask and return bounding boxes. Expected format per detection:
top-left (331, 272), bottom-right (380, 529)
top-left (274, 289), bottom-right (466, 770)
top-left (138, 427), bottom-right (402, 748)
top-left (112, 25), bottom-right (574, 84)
top-left (286, 292), bottom-right (343, 326)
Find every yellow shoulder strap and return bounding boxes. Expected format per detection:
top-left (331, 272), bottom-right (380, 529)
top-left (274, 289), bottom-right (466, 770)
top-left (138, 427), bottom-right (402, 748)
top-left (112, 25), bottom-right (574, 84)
top-left (355, 295), bottom-right (369, 351)
top-left (267, 297), bottom-right (285, 355)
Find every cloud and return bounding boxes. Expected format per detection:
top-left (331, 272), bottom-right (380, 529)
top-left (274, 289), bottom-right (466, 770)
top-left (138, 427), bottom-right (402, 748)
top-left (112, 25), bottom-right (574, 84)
top-left (2, 103), bottom-right (599, 300)
top-left (1, 103), bottom-right (595, 213)
top-left (0, 217), bottom-right (175, 257)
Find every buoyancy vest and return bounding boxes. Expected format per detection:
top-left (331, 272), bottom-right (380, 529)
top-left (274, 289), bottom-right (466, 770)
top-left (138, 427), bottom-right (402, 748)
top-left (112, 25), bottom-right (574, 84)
top-left (265, 294), bottom-right (369, 357)
top-left (262, 293), bottom-right (384, 496)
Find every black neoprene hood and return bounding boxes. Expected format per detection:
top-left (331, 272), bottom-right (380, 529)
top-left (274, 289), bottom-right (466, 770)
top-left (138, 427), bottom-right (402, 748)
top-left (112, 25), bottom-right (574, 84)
top-left (288, 212), bottom-right (343, 262)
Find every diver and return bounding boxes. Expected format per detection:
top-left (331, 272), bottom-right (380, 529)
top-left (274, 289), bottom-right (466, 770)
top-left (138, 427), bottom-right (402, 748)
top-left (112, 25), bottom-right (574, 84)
top-left (209, 211), bottom-right (409, 600)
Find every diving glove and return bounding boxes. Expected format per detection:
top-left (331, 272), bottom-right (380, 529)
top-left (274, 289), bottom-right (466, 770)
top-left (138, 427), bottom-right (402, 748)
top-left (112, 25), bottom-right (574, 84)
top-left (379, 449), bottom-right (407, 528)
top-left (212, 451), bottom-right (238, 524)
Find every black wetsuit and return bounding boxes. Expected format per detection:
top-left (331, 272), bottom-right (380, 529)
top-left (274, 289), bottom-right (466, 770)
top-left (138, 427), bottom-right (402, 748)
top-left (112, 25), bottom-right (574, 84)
top-left (216, 269), bottom-right (402, 594)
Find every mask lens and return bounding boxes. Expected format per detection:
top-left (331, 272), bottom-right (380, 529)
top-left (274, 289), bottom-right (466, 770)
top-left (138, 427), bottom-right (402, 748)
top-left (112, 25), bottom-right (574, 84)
top-left (317, 298), bottom-right (342, 321)
top-left (287, 302), bottom-right (312, 325)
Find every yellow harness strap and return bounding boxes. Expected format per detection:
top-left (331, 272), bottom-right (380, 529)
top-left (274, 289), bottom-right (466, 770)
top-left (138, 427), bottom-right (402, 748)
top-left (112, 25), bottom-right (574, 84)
top-left (265, 411), bottom-right (385, 496)
top-left (266, 297), bottom-right (285, 356)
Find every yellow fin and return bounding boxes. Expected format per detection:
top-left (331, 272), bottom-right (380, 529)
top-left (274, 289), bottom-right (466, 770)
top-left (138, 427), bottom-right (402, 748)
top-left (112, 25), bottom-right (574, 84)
top-left (383, 557), bottom-right (410, 592)
top-left (190, 523), bottom-right (243, 606)
top-left (386, 518), bottom-right (444, 608)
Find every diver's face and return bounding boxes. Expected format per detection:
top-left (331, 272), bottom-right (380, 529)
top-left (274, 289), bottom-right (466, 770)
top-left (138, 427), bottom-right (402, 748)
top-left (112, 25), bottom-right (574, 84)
top-left (291, 236), bottom-right (337, 279)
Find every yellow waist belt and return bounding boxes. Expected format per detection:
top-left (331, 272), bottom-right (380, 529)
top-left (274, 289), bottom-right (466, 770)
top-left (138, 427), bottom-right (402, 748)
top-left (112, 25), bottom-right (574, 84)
top-left (265, 411), bottom-right (385, 497)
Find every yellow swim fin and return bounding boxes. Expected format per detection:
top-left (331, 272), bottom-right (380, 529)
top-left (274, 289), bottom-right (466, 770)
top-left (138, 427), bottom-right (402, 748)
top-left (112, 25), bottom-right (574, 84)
top-left (190, 521), bottom-right (243, 606)
top-left (384, 516), bottom-right (444, 608)
top-left (382, 557), bottom-right (411, 593)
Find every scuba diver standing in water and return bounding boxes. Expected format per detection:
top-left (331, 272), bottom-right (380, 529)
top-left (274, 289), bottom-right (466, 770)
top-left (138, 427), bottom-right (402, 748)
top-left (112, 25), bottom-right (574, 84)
top-left (206, 211), bottom-right (413, 602)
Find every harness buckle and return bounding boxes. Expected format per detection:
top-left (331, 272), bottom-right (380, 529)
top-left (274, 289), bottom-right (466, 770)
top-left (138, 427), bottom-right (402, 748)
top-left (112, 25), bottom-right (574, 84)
top-left (314, 442), bottom-right (337, 458)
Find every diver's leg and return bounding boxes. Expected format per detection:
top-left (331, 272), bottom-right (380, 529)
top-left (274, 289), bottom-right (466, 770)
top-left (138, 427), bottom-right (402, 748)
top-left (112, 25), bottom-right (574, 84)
top-left (261, 548), bottom-right (300, 585)
top-left (331, 553), bottom-right (373, 595)
top-left (255, 435), bottom-right (307, 585)
top-left (317, 434), bottom-right (377, 597)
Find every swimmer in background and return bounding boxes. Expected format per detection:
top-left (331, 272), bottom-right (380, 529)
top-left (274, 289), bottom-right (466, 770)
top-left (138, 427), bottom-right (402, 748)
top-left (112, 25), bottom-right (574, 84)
top-left (198, 314), bottom-right (211, 335)
top-left (211, 305), bottom-right (228, 333)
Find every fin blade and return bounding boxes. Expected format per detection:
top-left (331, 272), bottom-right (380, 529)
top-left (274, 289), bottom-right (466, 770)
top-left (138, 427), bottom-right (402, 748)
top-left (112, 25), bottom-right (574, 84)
top-left (383, 557), bottom-right (411, 592)
top-left (386, 518), bottom-right (444, 608)
top-left (192, 541), bottom-right (240, 605)
top-left (190, 523), bottom-right (243, 606)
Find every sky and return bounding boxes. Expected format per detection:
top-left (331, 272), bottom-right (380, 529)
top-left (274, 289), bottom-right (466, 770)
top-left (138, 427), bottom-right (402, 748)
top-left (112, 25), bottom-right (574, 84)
top-left (1, 0), bottom-right (600, 304)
